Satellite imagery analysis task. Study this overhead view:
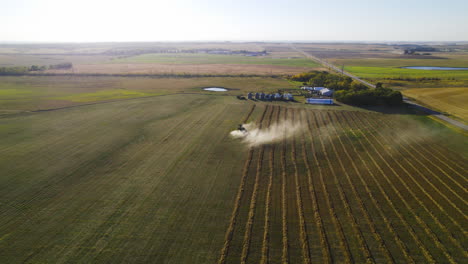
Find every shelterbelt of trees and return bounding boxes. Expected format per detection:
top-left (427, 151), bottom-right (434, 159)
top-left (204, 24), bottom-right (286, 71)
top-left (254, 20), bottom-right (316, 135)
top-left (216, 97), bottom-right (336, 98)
top-left (289, 71), bottom-right (402, 106)
top-left (0, 63), bottom-right (73, 75)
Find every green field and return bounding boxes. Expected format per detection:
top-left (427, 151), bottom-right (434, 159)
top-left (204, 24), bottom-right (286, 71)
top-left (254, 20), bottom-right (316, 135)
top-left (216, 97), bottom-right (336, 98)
top-left (109, 53), bottom-right (320, 67)
top-left (0, 76), bottom-right (295, 112)
top-left (344, 66), bottom-right (468, 80)
top-left (0, 75), bottom-right (467, 263)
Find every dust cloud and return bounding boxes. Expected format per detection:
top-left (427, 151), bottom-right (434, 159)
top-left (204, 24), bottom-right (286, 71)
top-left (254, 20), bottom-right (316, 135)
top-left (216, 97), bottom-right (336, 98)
top-left (230, 121), bottom-right (305, 147)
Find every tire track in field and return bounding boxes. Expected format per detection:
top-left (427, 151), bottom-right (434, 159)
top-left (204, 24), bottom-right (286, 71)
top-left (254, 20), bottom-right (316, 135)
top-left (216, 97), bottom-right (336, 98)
top-left (323, 111), bottom-right (395, 264)
top-left (342, 113), bottom-right (441, 263)
top-left (298, 111), bottom-right (332, 264)
top-left (314, 112), bottom-right (375, 264)
top-left (333, 111), bottom-right (416, 264)
top-left (290, 109), bottom-right (312, 264)
top-left (243, 104), bottom-right (257, 124)
top-left (360, 114), bottom-right (467, 234)
top-left (305, 112), bottom-right (353, 264)
top-left (218, 104), bottom-right (267, 264)
top-left (240, 104), bottom-right (274, 264)
top-left (260, 105), bottom-right (280, 264)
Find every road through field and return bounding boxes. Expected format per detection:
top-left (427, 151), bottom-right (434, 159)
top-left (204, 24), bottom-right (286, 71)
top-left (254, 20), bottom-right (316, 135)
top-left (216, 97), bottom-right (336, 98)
top-left (292, 45), bottom-right (468, 131)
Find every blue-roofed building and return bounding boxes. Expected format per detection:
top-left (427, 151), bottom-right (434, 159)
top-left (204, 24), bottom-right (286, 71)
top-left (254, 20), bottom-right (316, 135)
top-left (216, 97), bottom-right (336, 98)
top-left (306, 98), bottom-right (333, 105)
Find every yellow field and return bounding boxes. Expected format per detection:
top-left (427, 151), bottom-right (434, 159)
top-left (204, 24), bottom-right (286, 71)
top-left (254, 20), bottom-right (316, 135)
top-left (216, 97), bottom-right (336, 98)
top-left (402, 87), bottom-right (468, 121)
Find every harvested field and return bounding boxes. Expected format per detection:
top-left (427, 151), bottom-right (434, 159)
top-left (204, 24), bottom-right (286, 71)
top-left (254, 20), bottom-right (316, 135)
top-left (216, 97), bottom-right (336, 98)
top-left (0, 86), bottom-right (466, 263)
top-left (218, 105), bottom-right (468, 264)
top-left (402, 87), bottom-right (468, 122)
top-left (0, 76), bottom-right (294, 112)
top-left (44, 63), bottom-right (318, 75)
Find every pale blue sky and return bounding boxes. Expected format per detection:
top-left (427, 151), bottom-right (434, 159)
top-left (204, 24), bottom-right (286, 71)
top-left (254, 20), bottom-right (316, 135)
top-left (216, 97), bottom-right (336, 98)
top-left (1, 0), bottom-right (467, 42)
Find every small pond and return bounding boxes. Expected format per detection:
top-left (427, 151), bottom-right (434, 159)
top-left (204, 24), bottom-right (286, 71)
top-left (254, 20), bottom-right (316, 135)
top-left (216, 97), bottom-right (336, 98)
top-left (402, 66), bottom-right (468, 70)
top-left (203, 87), bottom-right (228, 92)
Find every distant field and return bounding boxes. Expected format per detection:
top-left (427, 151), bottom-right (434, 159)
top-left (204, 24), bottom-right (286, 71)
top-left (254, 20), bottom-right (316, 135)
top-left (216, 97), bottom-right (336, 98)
top-left (330, 57), bottom-right (468, 68)
top-left (344, 66), bottom-right (468, 79)
top-left (109, 53), bottom-right (320, 67)
top-left (295, 43), bottom-right (468, 88)
top-left (402, 87), bottom-right (468, 121)
top-left (1, 45), bottom-right (467, 263)
top-left (0, 93), bottom-right (466, 263)
top-left (0, 76), bottom-right (295, 112)
top-left (343, 66), bottom-right (468, 88)
top-left (0, 42), bottom-right (321, 75)
top-left (44, 63), bottom-right (318, 75)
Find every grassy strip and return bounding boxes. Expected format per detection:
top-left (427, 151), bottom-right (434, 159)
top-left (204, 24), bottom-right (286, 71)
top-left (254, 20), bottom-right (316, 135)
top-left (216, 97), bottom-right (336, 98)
top-left (305, 112), bottom-right (353, 264)
top-left (334, 111), bottom-right (416, 263)
top-left (280, 108), bottom-right (289, 264)
top-left (240, 105), bottom-right (273, 263)
top-left (290, 109), bottom-right (312, 264)
top-left (315, 112), bottom-right (375, 264)
top-left (217, 106), bottom-right (267, 264)
top-left (361, 113), bottom-right (468, 254)
top-left (299, 111), bottom-right (332, 264)
top-left (349, 113), bottom-right (458, 263)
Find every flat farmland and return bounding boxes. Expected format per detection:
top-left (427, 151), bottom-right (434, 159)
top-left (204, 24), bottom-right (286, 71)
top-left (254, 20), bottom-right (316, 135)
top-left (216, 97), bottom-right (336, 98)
top-left (1, 87), bottom-right (466, 263)
top-left (108, 53), bottom-right (319, 67)
top-left (0, 43), bottom-right (322, 75)
top-left (0, 94), bottom-right (255, 263)
top-left (219, 105), bottom-right (467, 264)
top-left (293, 43), bottom-right (468, 88)
top-left (0, 76), bottom-right (294, 113)
top-left (402, 87), bottom-right (468, 121)
top-left (44, 63), bottom-right (316, 75)
top-left (343, 66), bottom-right (468, 88)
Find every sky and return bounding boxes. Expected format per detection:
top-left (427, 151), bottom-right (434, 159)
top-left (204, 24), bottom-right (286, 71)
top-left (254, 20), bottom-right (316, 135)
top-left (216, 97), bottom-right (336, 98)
top-left (1, 0), bottom-right (468, 42)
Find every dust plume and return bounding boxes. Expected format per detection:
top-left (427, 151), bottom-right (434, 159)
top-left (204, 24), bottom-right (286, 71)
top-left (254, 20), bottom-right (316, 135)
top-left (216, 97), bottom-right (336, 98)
top-left (230, 121), bottom-right (305, 147)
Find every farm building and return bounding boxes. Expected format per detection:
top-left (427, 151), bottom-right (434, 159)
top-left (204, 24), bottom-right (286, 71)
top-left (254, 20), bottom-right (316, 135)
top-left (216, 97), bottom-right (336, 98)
top-left (265, 94), bottom-right (272, 101)
top-left (247, 92), bottom-right (253, 99)
top-left (306, 98), bottom-right (333, 105)
top-left (274, 93), bottom-right (282, 100)
top-left (319, 88), bottom-right (334, 97)
top-left (314, 87), bottom-right (326, 91)
top-left (255, 92), bottom-right (260, 99)
top-left (301, 86), bottom-right (314, 91)
top-left (260, 93), bottom-right (265, 100)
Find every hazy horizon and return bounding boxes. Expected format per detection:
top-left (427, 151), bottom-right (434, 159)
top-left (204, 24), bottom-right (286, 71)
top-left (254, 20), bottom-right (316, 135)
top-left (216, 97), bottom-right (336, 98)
top-left (2, 0), bottom-right (468, 42)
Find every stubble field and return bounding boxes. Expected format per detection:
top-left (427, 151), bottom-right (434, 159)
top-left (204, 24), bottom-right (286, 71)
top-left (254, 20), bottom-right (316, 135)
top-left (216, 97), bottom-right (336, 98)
top-left (0, 82), bottom-right (466, 263)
